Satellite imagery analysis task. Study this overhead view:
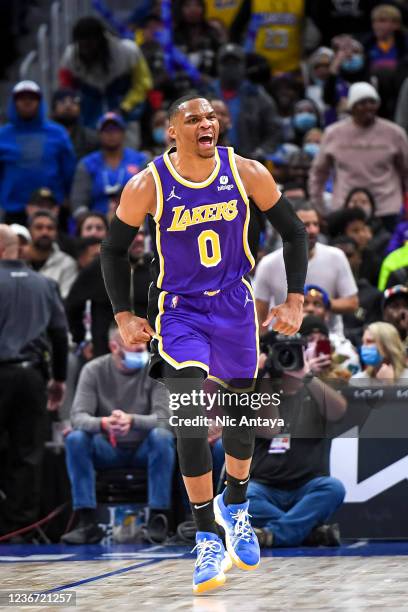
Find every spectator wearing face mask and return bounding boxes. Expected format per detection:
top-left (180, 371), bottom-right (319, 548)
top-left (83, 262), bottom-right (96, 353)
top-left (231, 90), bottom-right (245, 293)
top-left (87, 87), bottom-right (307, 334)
top-left (70, 112), bottom-right (148, 215)
top-left (61, 328), bottom-right (175, 544)
top-left (291, 98), bottom-right (321, 146)
top-left (302, 128), bottom-right (322, 160)
top-left (351, 322), bottom-right (408, 386)
top-left (143, 109), bottom-right (171, 159)
top-left (323, 35), bottom-right (369, 123)
top-left (382, 285), bottom-right (408, 347)
top-left (305, 47), bottom-right (334, 113)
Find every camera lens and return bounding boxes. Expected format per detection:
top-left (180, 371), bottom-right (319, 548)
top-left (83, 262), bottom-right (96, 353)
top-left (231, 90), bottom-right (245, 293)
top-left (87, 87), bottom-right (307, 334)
top-left (277, 348), bottom-right (296, 369)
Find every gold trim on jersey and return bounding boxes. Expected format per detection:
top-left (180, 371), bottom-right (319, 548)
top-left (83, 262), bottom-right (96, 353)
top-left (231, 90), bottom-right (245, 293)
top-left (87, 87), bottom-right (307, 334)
top-left (148, 161), bottom-right (165, 287)
top-left (163, 147), bottom-right (221, 188)
top-left (155, 290), bottom-right (210, 373)
top-left (227, 147), bottom-right (256, 271)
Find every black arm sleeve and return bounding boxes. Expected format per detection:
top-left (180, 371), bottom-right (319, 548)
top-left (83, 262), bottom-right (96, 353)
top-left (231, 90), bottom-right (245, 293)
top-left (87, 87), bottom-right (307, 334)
top-left (100, 214), bottom-right (139, 315)
top-left (264, 195), bottom-right (308, 295)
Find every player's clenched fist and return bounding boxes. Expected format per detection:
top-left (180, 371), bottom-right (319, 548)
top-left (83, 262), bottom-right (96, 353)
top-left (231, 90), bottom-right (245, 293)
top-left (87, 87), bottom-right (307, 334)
top-left (115, 312), bottom-right (155, 345)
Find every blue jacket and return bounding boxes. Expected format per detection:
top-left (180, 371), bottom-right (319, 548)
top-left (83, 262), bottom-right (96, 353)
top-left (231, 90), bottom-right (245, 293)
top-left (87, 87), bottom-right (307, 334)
top-left (0, 94), bottom-right (76, 213)
top-left (82, 147), bottom-right (147, 213)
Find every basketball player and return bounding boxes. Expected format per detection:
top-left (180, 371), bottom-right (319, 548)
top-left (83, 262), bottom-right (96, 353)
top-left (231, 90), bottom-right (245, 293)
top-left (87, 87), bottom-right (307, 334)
top-left (101, 95), bottom-right (308, 594)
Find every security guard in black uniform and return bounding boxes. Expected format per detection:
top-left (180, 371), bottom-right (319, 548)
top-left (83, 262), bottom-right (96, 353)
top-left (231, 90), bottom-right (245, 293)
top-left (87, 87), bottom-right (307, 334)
top-left (0, 225), bottom-right (68, 537)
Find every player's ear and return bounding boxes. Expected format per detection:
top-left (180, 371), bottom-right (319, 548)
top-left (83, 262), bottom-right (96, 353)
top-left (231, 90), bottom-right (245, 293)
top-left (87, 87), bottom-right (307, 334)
top-left (168, 123), bottom-right (176, 141)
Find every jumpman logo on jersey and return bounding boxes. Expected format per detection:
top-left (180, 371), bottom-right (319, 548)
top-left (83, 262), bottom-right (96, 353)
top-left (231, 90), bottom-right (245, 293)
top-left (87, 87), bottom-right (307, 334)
top-left (166, 185), bottom-right (181, 201)
top-left (244, 291), bottom-right (253, 307)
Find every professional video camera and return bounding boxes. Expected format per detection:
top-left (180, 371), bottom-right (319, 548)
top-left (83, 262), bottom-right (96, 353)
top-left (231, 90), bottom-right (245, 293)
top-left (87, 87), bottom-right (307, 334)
top-left (260, 331), bottom-right (306, 375)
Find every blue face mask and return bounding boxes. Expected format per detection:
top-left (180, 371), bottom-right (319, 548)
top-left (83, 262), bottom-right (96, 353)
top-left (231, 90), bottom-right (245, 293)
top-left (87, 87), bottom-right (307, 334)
top-left (360, 345), bottom-right (383, 367)
top-left (303, 142), bottom-right (320, 158)
top-left (293, 112), bottom-right (317, 132)
top-left (121, 350), bottom-right (149, 370)
top-left (153, 126), bottom-right (166, 145)
top-left (342, 54), bottom-right (364, 73)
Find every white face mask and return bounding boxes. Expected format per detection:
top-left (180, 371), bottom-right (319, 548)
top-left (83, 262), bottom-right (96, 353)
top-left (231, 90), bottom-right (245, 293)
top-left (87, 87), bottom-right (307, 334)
top-left (121, 350), bottom-right (149, 370)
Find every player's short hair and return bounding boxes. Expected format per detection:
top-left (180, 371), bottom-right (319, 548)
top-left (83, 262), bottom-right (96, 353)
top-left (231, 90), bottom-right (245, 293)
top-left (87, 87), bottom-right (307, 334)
top-left (167, 93), bottom-right (209, 121)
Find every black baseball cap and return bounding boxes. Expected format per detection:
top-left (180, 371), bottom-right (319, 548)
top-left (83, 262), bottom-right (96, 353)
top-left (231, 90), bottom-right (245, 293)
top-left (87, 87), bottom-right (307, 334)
top-left (29, 187), bottom-right (57, 205)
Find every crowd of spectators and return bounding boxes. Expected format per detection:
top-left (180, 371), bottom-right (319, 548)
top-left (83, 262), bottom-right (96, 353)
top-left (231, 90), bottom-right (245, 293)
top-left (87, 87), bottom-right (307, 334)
top-left (1, 1), bottom-right (408, 546)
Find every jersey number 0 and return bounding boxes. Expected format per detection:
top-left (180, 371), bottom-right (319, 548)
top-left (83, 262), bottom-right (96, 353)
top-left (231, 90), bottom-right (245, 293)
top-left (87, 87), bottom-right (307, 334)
top-left (198, 230), bottom-right (221, 267)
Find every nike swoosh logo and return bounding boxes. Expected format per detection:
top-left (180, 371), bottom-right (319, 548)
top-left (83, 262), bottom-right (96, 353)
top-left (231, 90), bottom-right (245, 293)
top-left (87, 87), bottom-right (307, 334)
top-left (193, 502), bottom-right (211, 509)
top-left (239, 476), bottom-right (250, 485)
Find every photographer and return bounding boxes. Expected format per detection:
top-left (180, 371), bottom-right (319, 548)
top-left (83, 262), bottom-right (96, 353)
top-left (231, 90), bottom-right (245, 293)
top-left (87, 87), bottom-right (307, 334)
top-left (248, 331), bottom-right (347, 547)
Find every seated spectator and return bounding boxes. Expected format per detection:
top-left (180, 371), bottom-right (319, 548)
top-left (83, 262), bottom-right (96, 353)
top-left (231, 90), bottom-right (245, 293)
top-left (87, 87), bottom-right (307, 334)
top-left (0, 81), bottom-right (76, 225)
top-left (26, 211), bottom-right (78, 299)
top-left (230, 0), bottom-right (307, 76)
top-left (71, 112), bottom-right (147, 215)
top-left (75, 211), bottom-right (108, 241)
top-left (365, 4), bottom-right (408, 73)
top-left (303, 287), bottom-right (360, 376)
top-left (323, 35), bottom-right (369, 123)
top-left (51, 88), bottom-right (99, 159)
top-left (331, 236), bottom-right (383, 344)
top-left (343, 186), bottom-right (391, 255)
top-left (382, 285), bottom-right (408, 347)
top-left (269, 76), bottom-right (304, 143)
top-left (305, 47), bottom-right (334, 113)
top-left (142, 109), bottom-right (170, 159)
top-left (9, 223), bottom-right (31, 259)
top-left (285, 151), bottom-right (312, 194)
top-left (310, 82), bottom-right (408, 230)
top-left (351, 322), bottom-right (408, 385)
top-left (302, 127), bottom-right (323, 160)
top-left (66, 229), bottom-right (151, 358)
top-left (75, 236), bottom-right (102, 270)
top-left (267, 144), bottom-right (300, 188)
top-left (254, 202), bottom-right (358, 336)
top-left (173, 0), bottom-right (222, 77)
top-left (327, 207), bottom-right (382, 286)
top-left (378, 241), bottom-right (408, 290)
top-left (24, 187), bottom-right (77, 258)
top-left (208, 97), bottom-right (232, 146)
top-left (291, 99), bottom-right (321, 146)
top-left (249, 340), bottom-right (347, 547)
top-left (59, 17), bottom-right (153, 128)
top-left (206, 43), bottom-right (282, 159)
top-left (364, 4), bottom-right (408, 118)
top-left (61, 329), bottom-right (175, 544)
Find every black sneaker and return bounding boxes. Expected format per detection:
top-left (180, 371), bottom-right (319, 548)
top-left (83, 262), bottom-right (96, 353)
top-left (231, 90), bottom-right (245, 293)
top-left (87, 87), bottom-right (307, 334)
top-left (144, 513), bottom-right (169, 544)
top-left (61, 523), bottom-right (105, 545)
top-left (303, 523), bottom-right (341, 547)
top-left (253, 527), bottom-right (274, 548)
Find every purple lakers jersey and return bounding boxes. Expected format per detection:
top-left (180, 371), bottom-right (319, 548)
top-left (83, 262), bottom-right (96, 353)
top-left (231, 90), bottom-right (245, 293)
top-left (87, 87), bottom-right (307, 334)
top-left (148, 146), bottom-right (255, 294)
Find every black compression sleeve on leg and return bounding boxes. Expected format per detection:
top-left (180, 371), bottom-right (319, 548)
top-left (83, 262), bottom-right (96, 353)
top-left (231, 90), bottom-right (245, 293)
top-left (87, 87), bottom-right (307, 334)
top-left (264, 195), bottom-right (308, 294)
top-left (100, 214), bottom-right (139, 315)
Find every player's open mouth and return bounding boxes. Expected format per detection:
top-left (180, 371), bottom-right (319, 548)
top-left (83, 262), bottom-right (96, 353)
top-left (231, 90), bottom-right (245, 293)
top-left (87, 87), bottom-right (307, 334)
top-left (198, 134), bottom-right (214, 148)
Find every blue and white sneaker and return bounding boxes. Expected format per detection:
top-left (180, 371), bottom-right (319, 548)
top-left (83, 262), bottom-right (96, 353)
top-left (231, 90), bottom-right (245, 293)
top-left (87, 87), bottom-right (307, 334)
top-left (214, 493), bottom-right (260, 570)
top-left (192, 531), bottom-right (232, 594)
